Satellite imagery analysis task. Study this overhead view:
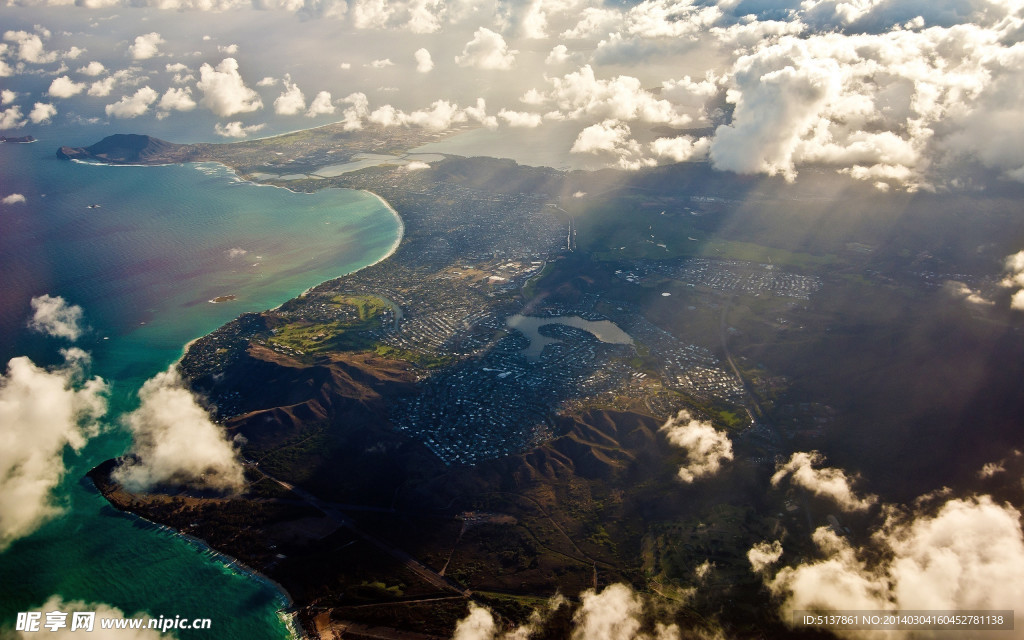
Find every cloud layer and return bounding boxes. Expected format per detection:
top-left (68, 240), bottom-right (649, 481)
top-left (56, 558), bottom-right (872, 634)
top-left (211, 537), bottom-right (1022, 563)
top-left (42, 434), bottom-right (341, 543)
top-left (113, 366), bottom-right (246, 493)
top-left (660, 410), bottom-right (733, 483)
top-left (0, 349), bottom-right (107, 551)
top-left (28, 294), bottom-right (85, 341)
top-left (759, 496), bottom-right (1024, 638)
top-left (772, 451), bottom-right (877, 512)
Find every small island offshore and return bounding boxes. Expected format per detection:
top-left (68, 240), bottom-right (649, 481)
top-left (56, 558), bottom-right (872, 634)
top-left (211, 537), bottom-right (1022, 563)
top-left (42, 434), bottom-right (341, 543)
top-left (74, 124), bottom-right (1024, 640)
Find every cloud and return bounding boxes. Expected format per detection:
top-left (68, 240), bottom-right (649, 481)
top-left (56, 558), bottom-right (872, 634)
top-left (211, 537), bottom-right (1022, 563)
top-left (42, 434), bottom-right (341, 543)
top-left (368, 58), bottom-right (394, 68)
top-left (2, 193), bottom-right (27, 205)
top-left (710, 52), bottom-right (839, 181)
top-left (197, 58), bottom-right (262, 117)
top-left (165, 62), bottom-right (193, 84)
top-left (4, 29), bottom-right (58, 64)
top-left (16, 596), bottom-right (163, 639)
top-left (772, 451), bottom-right (877, 512)
top-left (538, 65), bottom-right (692, 125)
top-left (129, 32), bottom-right (164, 60)
top-left (414, 47), bottom-right (433, 73)
top-left (659, 409), bottom-right (734, 483)
top-left (650, 135), bottom-right (710, 162)
top-left (217, 43), bottom-right (239, 54)
top-left (760, 496), bottom-right (1024, 636)
top-left (256, 76), bottom-right (277, 87)
top-left (296, 0), bottom-right (348, 20)
top-left (157, 86), bottom-right (196, 114)
top-left (573, 583), bottom-right (646, 639)
top-left (112, 366), bottom-right (246, 493)
top-left (351, 0), bottom-right (443, 32)
top-left (78, 60), bottom-right (105, 76)
top-left (214, 120), bottom-right (265, 137)
top-left (623, 0), bottom-right (722, 38)
top-left (305, 90), bottom-right (334, 117)
top-left (452, 594), bottom-right (568, 640)
top-left (48, 75), bottom-right (85, 98)
top-left (1001, 250), bottom-right (1024, 310)
top-left (455, 27), bottom-right (517, 70)
top-left (88, 77), bottom-right (116, 97)
top-left (747, 540), bottom-right (783, 574)
top-left (28, 102), bottom-right (57, 124)
top-left (1, 89), bottom-right (16, 104)
top-left (273, 74), bottom-right (306, 115)
top-left (464, 97), bottom-right (497, 129)
top-left (0, 349), bottom-right (107, 551)
top-left (498, 109), bottom-right (542, 128)
top-left (28, 294), bottom-right (84, 340)
top-left (404, 160), bottom-right (431, 170)
top-left (369, 99), bottom-right (468, 130)
top-left (0, 105), bottom-right (25, 128)
top-left (943, 280), bottom-right (993, 306)
top-left (545, 44), bottom-right (570, 65)
top-left (339, 91), bottom-right (369, 130)
top-left (105, 86), bottom-right (158, 118)
top-left (561, 7), bottom-right (621, 39)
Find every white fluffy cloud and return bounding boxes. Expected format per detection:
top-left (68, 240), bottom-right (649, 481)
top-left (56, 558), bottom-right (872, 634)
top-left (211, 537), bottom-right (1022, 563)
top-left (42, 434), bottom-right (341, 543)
top-left (28, 102), bottom-right (56, 124)
top-left (305, 90), bottom-right (334, 117)
top-left (650, 135), bottom-right (710, 162)
top-left (47, 75), bottom-right (85, 98)
top-left (0, 105), bottom-right (25, 129)
top-left (0, 349), bottom-right (107, 551)
top-left (28, 294), bottom-right (84, 340)
top-left (571, 119), bottom-right (655, 169)
top-left (1, 89), bottom-right (16, 104)
top-left (760, 496), bottom-right (1024, 637)
top-left (659, 409), bottom-right (734, 483)
top-left (273, 74), bottom-right (306, 115)
top-left (4, 29), bottom-right (58, 64)
top-left (545, 43), bottom-right (570, 65)
top-left (369, 99), bottom-right (468, 130)
top-left (88, 77), bottom-right (116, 97)
top-left (77, 60), bottom-right (105, 76)
top-left (105, 86), bottom-right (158, 118)
top-left (1002, 250), bottom-right (1024, 310)
top-left (498, 108), bottom-right (542, 128)
top-left (351, 0), bottom-right (443, 32)
top-left (129, 32), bottom-right (164, 60)
top-left (537, 65), bottom-right (692, 125)
top-left (772, 451), bottom-right (877, 512)
top-left (197, 58), bottom-right (262, 117)
top-left (157, 86), bottom-right (196, 114)
top-left (414, 47), bottom-right (433, 73)
top-left (16, 596), bottom-right (163, 639)
top-left (747, 540), bottom-right (783, 574)
top-left (2, 193), bottom-right (27, 205)
top-left (213, 120), bottom-right (265, 137)
top-left (455, 27), bottom-right (517, 70)
top-left (112, 366), bottom-right (246, 493)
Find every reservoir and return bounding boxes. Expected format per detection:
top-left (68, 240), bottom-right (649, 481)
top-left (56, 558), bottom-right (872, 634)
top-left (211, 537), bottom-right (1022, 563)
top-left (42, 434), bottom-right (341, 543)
top-left (506, 314), bottom-right (633, 360)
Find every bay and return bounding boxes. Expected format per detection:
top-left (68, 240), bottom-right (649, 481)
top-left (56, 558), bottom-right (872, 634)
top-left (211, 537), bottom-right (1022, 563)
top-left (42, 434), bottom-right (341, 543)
top-left (0, 129), bottom-right (402, 639)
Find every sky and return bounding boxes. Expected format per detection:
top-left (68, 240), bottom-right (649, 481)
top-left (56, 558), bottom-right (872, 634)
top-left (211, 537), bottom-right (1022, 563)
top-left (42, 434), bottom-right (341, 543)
top-left (5, 1), bottom-right (1024, 636)
top-left (2, 0), bottom-right (1024, 189)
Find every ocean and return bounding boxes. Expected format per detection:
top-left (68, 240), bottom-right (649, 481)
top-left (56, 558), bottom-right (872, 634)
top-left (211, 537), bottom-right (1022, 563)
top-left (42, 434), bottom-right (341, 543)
top-left (0, 126), bottom-right (402, 638)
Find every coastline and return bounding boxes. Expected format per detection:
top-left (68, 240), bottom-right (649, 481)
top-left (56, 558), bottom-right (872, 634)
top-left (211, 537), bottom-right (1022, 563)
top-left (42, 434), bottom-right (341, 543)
top-left (84, 467), bottom-right (308, 640)
top-left (69, 154), bottom-right (409, 640)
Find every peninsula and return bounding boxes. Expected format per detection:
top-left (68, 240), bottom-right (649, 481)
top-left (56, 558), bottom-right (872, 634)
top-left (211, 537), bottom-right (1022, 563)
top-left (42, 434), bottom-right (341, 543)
top-left (78, 123), bottom-right (1024, 640)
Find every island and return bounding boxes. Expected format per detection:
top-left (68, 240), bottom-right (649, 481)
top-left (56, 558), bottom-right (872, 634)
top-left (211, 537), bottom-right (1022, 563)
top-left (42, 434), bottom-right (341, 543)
top-left (1, 135), bottom-right (36, 143)
top-left (77, 124), bottom-right (1024, 640)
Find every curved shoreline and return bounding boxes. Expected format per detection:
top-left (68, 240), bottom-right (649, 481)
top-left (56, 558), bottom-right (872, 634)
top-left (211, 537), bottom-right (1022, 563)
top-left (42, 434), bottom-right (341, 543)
top-left (75, 157), bottom-right (407, 640)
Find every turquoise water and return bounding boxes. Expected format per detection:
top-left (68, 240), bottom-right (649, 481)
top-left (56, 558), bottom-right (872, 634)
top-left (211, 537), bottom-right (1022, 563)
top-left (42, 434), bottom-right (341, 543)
top-left (0, 132), bottom-right (401, 637)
